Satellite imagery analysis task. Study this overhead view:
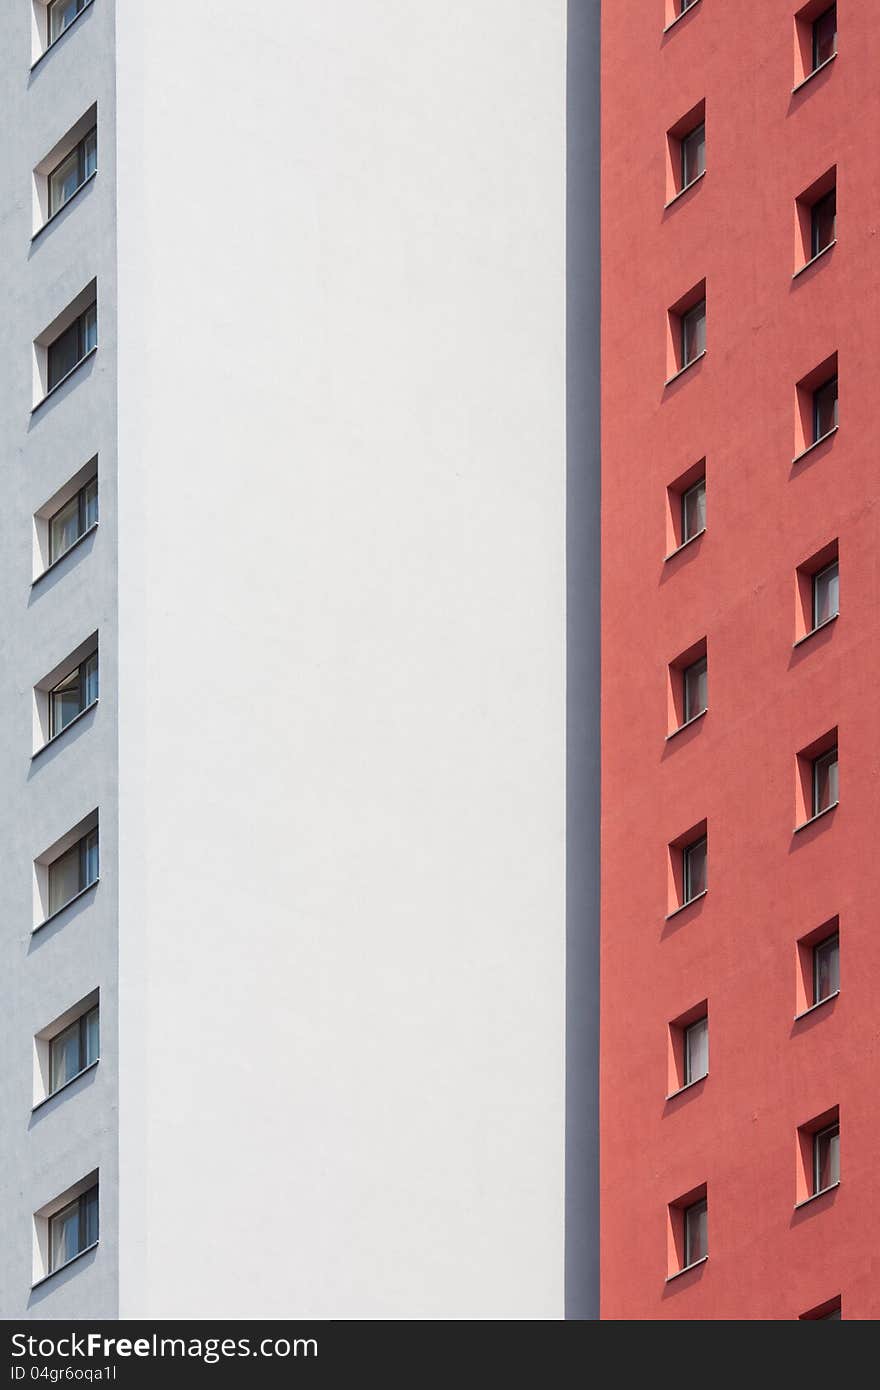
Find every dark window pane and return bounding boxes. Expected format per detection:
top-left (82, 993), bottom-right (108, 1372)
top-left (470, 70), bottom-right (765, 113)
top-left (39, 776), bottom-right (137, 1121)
top-left (48, 842), bottom-right (82, 915)
top-left (683, 657), bottom-right (707, 722)
top-left (811, 189), bottom-right (836, 257)
top-left (814, 934), bottom-right (839, 1003)
top-left (82, 1188), bottom-right (99, 1248)
top-left (684, 1199), bottom-right (707, 1265)
top-left (49, 1021), bottom-right (82, 1093)
top-left (85, 1008), bottom-right (100, 1066)
top-left (83, 477), bottom-right (99, 529)
top-left (683, 837), bottom-right (707, 901)
top-left (681, 479), bottom-right (706, 542)
top-left (681, 301), bottom-right (706, 367)
top-left (812, 5), bottom-right (837, 70)
top-left (47, 320), bottom-right (81, 390)
top-left (681, 123), bottom-right (705, 189)
top-left (50, 666), bottom-right (84, 736)
top-left (48, 0), bottom-right (86, 44)
top-left (812, 560), bottom-right (839, 627)
top-left (813, 375), bottom-right (837, 440)
top-left (814, 1125), bottom-right (839, 1193)
top-left (813, 749), bottom-right (838, 815)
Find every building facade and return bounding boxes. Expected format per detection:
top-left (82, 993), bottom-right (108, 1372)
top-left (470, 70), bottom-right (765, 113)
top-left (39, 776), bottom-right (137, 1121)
top-left (0, 1), bottom-right (600, 1321)
top-left (601, 0), bottom-right (877, 1319)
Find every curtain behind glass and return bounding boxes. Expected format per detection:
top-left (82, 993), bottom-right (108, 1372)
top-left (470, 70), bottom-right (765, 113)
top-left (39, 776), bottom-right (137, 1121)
top-left (48, 842), bottom-right (81, 915)
top-left (49, 1202), bottom-right (79, 1271)
top-left (49, 1020), bottom-right (81, 1093)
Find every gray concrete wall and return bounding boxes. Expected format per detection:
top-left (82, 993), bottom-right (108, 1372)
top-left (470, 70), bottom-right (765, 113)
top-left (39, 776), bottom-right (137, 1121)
top-left (0, 0), bottom-right (118, 1319)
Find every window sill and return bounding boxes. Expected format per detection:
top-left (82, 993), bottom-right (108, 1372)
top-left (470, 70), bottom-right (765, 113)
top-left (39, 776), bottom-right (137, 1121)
top-left (793, 801), bottom-right (838, 835)
top-left (793, 238), bottom-right (837, 280)
top-left (793, 612), bottom-right (838, 648)
top-left (794, 990), bottom-right (839, 1023)
top-left (30, 0), bottom-right (96, 72)
top-left (666, 1255), bottom-right (707, 1283)
top-left (32, 699), bottom-right (98, 761)
top-left (31, 1240), bottom-right (99, 1290)
top-left (32, 522), bottom-right (99, 588)
top-left (795, 1180), bottom-right (839, 1211)
top-left (663, 0), bottom-right (702, 35)
top-left (666, 708), bottom-right (707, 741)
top-left (32, 878), bottom-right (99, 936)
top-left (32, 1058), bottom-right (99, 1113)
top-left (665, 527), bottom-right (706, 562)
top-left (791, 51), bottom-right (837, 95)
top-left (665, 350), bottom-right (706, 388)
top-left (792, 424), bottom-right (838, 465)
top-left (32, 346), bottom-right (98, 415)
top-left (664, 170), bottom-right (706, 209)
top-left (665, 889), bottom-right (707, 921)
top-left (31, 171), bottom-right (97, 244)
top-left (666, 1072), bottom-right (708, 1101)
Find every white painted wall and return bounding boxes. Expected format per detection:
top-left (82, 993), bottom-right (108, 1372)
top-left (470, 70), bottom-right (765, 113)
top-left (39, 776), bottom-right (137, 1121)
top-left (117, 0), bottom-right (570, 1318)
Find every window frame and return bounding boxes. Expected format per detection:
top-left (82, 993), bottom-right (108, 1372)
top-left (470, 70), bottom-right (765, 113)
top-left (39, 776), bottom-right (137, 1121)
top-left (47, 829), bottom-right (99, 917)
top-left (680, 121), bottom-right (705, 192)
top-left (683, 1198), bottom-right (707, 1267)
top-left (681, 299), bottom-right (706, 369)
top-left (680, 478), bottom-right (706, 544)
top-left (48, 1185), bottom-right (98, 1274)
top-left (812, 4), bottom-right (837, 72)
top-left (48, 0), bottom-right (88, 46)
top-left (813, 932), bottom-right (839, 1006)
top-left (47, 303), bottom-right (98, 393)
top-left (48, 1006), bottom-right (99, 1097)
top-left (812, 1122), bottom-right (840, 1195)
top-left (682, 655), bottom-right (708, 724)
top-left (48, 650), bottom-right (98, 740)
top-left (812, 374), bottom-right (838, 443)
top-left (810, 187), bottom-right (836, 259)
top-left (811, 558), bottom-right (839, 630)
top-left (682, 835), bottom-right (707, 904)
top-left (47, 125), bottom-right (97, 220)
top-left (683, 1016), bottom-right (709, 1086)
top-left (48, 475), bottom-right (98, 567)
top-left (812, 747), bottom-right (838, 817)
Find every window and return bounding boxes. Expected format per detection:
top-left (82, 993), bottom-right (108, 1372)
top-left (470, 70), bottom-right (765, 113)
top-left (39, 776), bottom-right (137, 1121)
top-left (813, 1122), bottom-right (839, 1195)
top-left (48, 1186), bottom-right (98, 1274)
top-left (811, 188), bottom-right (836, 258)
top-left (812, 559), bottom-right (839, 629)
top-left (48, 475), bottom-right (98, 565)
top-left (682, 657), bottom-right (707, 723)
top-left (814, 931), bottom-right (839, 1005)
top-left (800, 1295), bottom-right (842, 1320)
top-left (49, 652), bottom-right (98, 738)
top-left (48, 0), bottom-right (88, 44)
top-left (681, 123), bottom-right (705, 191)
top-left (684, 1016), bottom-right (709, 1085)
top-left (684, 1198), bottom-right (708, 1266)
top-left (48, 127), bottom-right (96, 219)
top-left (813, 747), bottom-right (838, 816)
top-left (813, 374), bottom-right (838, 442)
top-left (683, 836), bottom-right (707, 903)
top-left (681, 478), bottom-right (706, 543)
top-left (681, 300), bottom-right (706, 369)
top-left (49, 1006), bottom-right (99, 1096)
top-left (812, 4), bottom-right (837, 70)
top-left (48, 829), bottom-right (98, 916)
top-left (47, 303), bottom-right (97, 392)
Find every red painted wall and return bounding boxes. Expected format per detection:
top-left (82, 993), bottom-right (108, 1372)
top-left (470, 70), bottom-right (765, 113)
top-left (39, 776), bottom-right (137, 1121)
top-left (600, 1), bottom-right (880, 1318)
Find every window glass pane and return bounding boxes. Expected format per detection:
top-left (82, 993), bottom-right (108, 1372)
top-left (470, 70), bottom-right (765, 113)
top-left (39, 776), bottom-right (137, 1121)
top-left (82, 304), bottom-right (98, 355)
top-left (685, 1017), bottom-right (708, 1084)
top-left (682, 302), bottom-right (706, 366)
top-left (813, 6), bottom-right (837, 69)
top-left (682, 480), bottom-right (706, 541)
top-left (813, 561), bottom-right (839, 627)
top-left (684, 1200), bottom-right (707, 1265)
top-left (48, 843), bottom-right (81, 915)
top-left (83, 831), bottom-right (99, 887)
top-left (83, 477), bottom-right (99, 529)
top-left (83, 128), bottom-right (97, 180)
top-left (48, 148), bottom-right (80, 218)
top-left (82, 1188), bottom-right (99, 1248)
top-left (85, 1008), bottom-right (100, 1066)
top-left (49, 0), bottom-right (86, 44)
top-left (683, 657), bottom-right (707, 722)
top-left (83, 652), bottom-right (99, 707)
top-left (47, 320), bottom-right (80, 390)
top-left (814, 934), bottom-right (839, 1003)
top-left (49, 1020), bottom-right (82, 1093)
top-left (811, 190), bottom-right (836, 257)
top-left (813, 376), bottom-right (838, 440)
top-left (49, 495), bottom-right (81, 564)
top-left (681, 124), bottom-right (705, 188)
top-left (49, 1201), bottom-right (80, 1271)
top-left (684, 837), bottom-right (707, 901)
top-left (813, 750), bottom-right (838, 814)
top-left (50, 667), bottom-right (83, 736)
top-left (815, 1125), bottom-right (839, 1192)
